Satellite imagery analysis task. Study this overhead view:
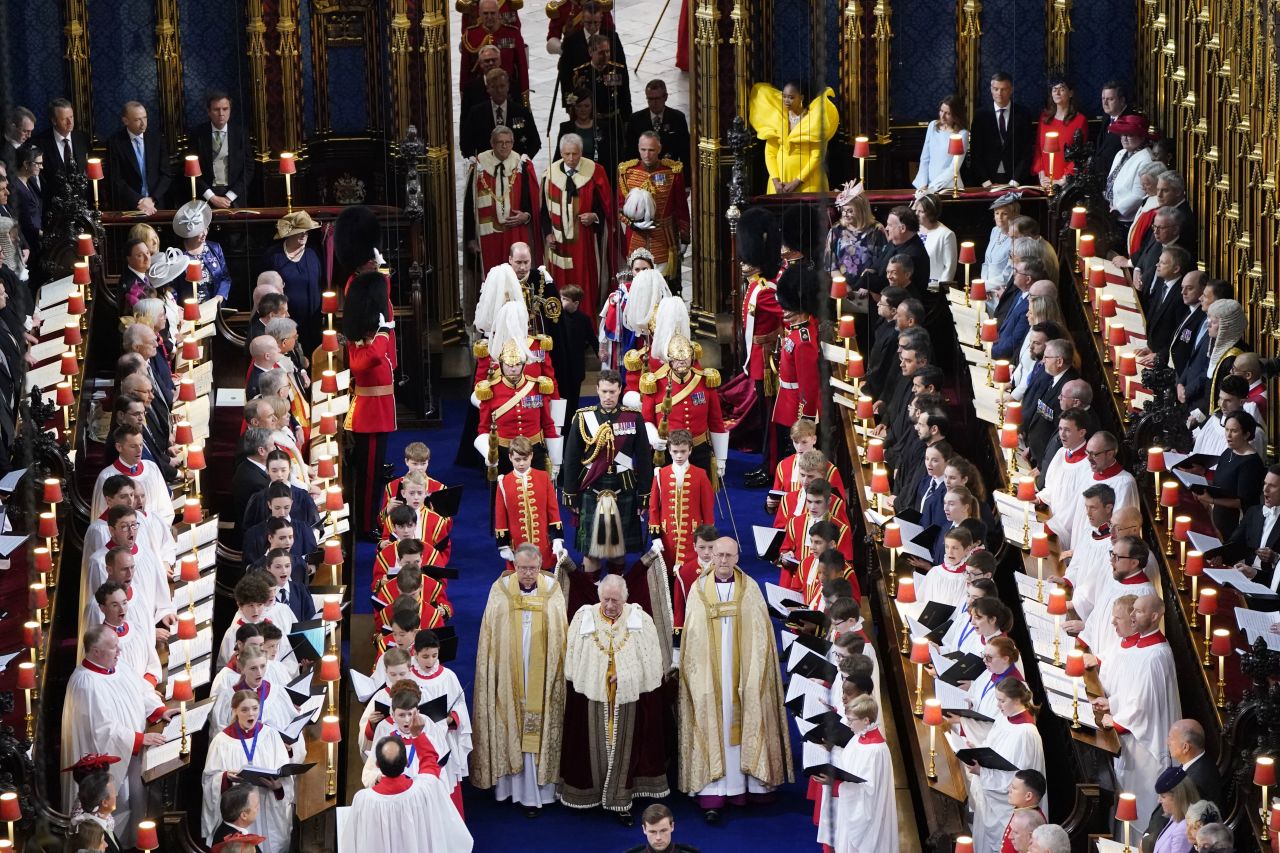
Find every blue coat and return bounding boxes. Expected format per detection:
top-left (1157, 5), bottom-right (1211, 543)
top-left (991, 289), bottom-right (1027, 361)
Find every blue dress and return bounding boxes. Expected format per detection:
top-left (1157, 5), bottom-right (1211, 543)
top-left (183, 241), bottom-right (231, 302)
top-left (913, 121), bottom-right (969, 193)
top-left (262, 242), bottom-right (323, 347)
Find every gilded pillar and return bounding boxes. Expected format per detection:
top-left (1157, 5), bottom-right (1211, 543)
top-left (276, 0), bottom-right (305, 153)
top-left (954, 1), bottom-right (981, 118)
top-left (153, 0), bottom-right (186, 149)
top-left (691, 0), bottom-right (728, 336)
top-left (389, 0), bottom-right (415, 139)
top-left (62, 0), bottom-right (93, 140)
top-left (419, 1), bottom-right (463, 342)
top-left (729, 0), bottom-right (748, 119)
top-left (872, 0), bottom-right (892, 144)
top-left (839, 0), bottom-right (864, 139)
top-left (1045, 0), bottom-right (1071, 71)
top-left (246, 0), bottom-right (271, 162)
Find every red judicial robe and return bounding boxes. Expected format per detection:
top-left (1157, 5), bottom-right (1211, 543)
top-left (470, 152), bottom-right (540, 274)
top-left (543, 157), bottom-right (615, 319)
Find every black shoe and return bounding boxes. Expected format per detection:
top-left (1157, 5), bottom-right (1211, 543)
top-left (524, 807), bottom-right (539, 818)
top-left (743, 469), bottom-right (770, 488)
top-left (616, 811), bottom-right (634, 827)
top-left (703, 808), bottom-right (721, 824)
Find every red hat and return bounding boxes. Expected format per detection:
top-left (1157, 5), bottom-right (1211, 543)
top-left (1108, 114), bottom-right (1150, 137)
top-left (212, 834), bottom-right (268, 853)
top-left (62, 753), bottom-right (121, 782)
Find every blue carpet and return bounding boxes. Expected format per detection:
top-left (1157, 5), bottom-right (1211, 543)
top-left (356, 396), bottom-right (815, 851)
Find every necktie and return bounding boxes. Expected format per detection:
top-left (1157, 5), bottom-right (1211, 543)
top-left (62, 137), bottom-right (72, 167)
top-left (1105, 151), bottom-right (1131, 204)
top-left (998, 108), bottom-right (1007, 139)
top-left (278, 589), bottom-right (288, 604)
top-left (495, 104), bottom-right (504, 126)
top-left (562, 162), bottom-right (579, 201)
top-left (652, 113), bottom-right (662, 131)
top-left (133, 136), bottom-right (149, 197)
top-left (921, 479), bottom-right (937, 510)
top-left (213, 130), bottom-right (224, 156)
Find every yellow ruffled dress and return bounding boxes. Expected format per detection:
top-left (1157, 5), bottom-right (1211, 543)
top-left (748, 84), bottom-right (840, 193)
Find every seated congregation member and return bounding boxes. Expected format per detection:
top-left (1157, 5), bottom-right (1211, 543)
top-left (913, 95), bottom-right (968, 194)
top-left (964, 679), bottom-right (1045, 853)
top-left (1192, 375), bottom-right (1267, 456)
top-left (1180, 298), bottom-right (1246, 422)
top-left (202, 689), bottom-right (294, 853)
top-left (1225, 466), bottom-right (1280, 596)
top-left (1019, 338), bottom-right (1079, 467)
top-left (1194, 410), bottom-right (1265, 538)
top-left (342, 736), bottom-right (471, 853)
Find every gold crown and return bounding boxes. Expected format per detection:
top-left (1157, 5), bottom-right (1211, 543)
top-left (499, 339), bottom-right (525, 366)
top-left (667, 334), bottom-right (693, 361)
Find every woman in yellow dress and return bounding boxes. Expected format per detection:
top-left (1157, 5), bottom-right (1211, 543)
top-left (749, 80), bottom-right (840, 194)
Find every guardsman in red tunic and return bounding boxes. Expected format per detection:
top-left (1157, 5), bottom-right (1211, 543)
top-left (771, 262), bottom-right (820, 464)
top-left (494, 436), bottom-right (565, 570)
top-left (639, 333), bottom-right (726, 482)
top-left (474, 339), bottom-right (563, 478)
top-left (460, 1), bottom-right (530, 100)
top-left (617, 133), bottom-right (690, 284)
top-left (371, 538), bottom-right (425, 603)
top-left (671, 525), bottom-right (718, 636)
top-left (647, 430), bottom-right (715, 570)
top-left (458, 0), bottom-right (523, 30)
top-left (344, 271), bottom-right (398, 536)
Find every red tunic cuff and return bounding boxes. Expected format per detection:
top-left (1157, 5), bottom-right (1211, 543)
top-left (143, 673), bottom-right (158, 687)
top-left (133, 732), bottom-right (144, 755)
top-left (147, 706), bottom-right (167, 724)
top-left (1112, 721), bottom-right (1129, 735)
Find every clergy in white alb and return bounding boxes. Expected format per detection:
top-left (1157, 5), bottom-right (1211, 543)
top-left (201, 688), bottom-right (294, 853)
top-left (1056, 484), bottom-right (1116, 620)
top-left (830, 695), bottom-right (897, 853)
top-left (91, 425), bottom-right (175, 526)
top-left (470, 545), bottom-right (568, 810)
top-left (61, 626), bottom-right (173, 849)
top-left (1096, 594), bottom-right (1181, 826)
top-left (964, 679), bottom-right (1046, 853)
top-left (94, 581), bottom-right (162, 686)
top-left (678, 538), bottom-right (793, 817)
top-left (1074, 535), bottom-right (1157, 666)
top-left (1066, 432), bottom-right (1138, 547)
top-left (339, 737), bottom-right (473, 853)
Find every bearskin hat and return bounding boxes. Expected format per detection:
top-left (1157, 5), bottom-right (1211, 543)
top-left (780, 203), bottom-right (825, 260)
top-left (334, 205), bottom-right (381, 270)
top-left (736, 206), bottom-right (781, 280)
top-left (775, 262), bottom-right (820, 316)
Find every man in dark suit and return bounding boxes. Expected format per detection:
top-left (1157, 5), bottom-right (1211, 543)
top-left (965, 71), bottom-right (1035, 187)
top-left (1130, 206), bottom-right (1188, 299)
top-left (3, 106), bottom-right (35, 176)
top-left (1155, 170), bottom-right (1198, 262)
top-left (556, 2), bottom-right (626, 110)
top-left (991, 256), bottom-right (1045, 361)
top-left (191, 91), bottom-right (254, 209)
top-left (461, 68), bottom-right (541, 158)
top-left (865, 205), bottom-right (931, 302)
top-left (460, 44), bottom-right (503, 120)
top-left (105, 101), bottom-right (171, 214)
top-left (30, 98), bottom-right (89, 214)
top-left (1142, 245), bottom-right (1192, 361)
top-left (1225, 466), bottom-right (1280, 595)
top-left (624, 79), bottom-right (690, 167)
top-left (227, 428), bottom-right (273, 552)
top-left (1140, 719), bottom-right (1225, 848)
top-left (212, 784), bottom-right (263, 851)
top-left (1091, 81), bottom-right (1138, 178)
top-left (1021, 338), bottom-right (1080, 466)
top-left (1161, 273), bottom-right (1208, 373)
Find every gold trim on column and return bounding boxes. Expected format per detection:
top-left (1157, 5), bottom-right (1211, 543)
top-left (276, 0), bottom-right (304, 152)
top-left (389, 0), bottom-right (414, 139)
top-left (955, 1), bottom-right (981, 124)
top-left (419, 2), bottom-right (462, 342)
top-left (872, 0), bottom-right (892, 144)
top-left (691, 0), bottom-right (726, 336)
top-left (63, 0), bottom-right (93, 141)
top-left (246, 0), bottom-right (271, 161)
top-left (729, 0), bottom-right (748, 119)
top-left (153, 0), bottom-right (186, 149)
top-left (1045, 0), bottom-right (1071, 70)
top-left (840, 0), bottom-right (864, 139)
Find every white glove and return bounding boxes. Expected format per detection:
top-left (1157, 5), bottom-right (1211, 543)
top-left (552, 464), bottom-right (561, 480)
top-left (378, 313), bottom-right (395, 331)
top-left (499, 546), bottom-right (515, 562)
top-left (670, 647), bottom-right (681, 670)
top-left (552, 539), bottom-right (566, 558)
top-left (546, 37), bottom-right (562, 54)
top-left (716, 458), bottom-right (726, 477)
top-left (651, 436), bottom-right (667, 452)
top-left (648, 539), bottom-right (663, 557)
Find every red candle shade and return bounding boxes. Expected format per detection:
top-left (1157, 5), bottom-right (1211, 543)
top-left (279, 152), bottom-right (297, 175)
top-left (1185, 551), bottom-right (1205, 575)
top-left (56, 383), bottom-right (74, 407)
top-left (993, 360), bottom-right (1011, 384)
top-left (1042, 131), bottom-right (1061, 154)
top-left (325, 486), bottom-right (344, 512)
top-left (318, 654), bottom-right (340, 682)
top-left (178, 376), bottom-right (197, 402)
top-left (322, 329), bottom-right (340, 352)
top-left (33, 548), bottom-right (51, 572)
top-left (958, 242), bottom-right (977, 265)
top-left (1065, 649), bottom-right (1086, 678)
top-left (23, 621), bottom-right (41, 647)
top-left (60, 352), bottom-right (78, 377)
top-left (180, 555), bottom-right (200, 582)
top-left (316, 454), bottom-right (337, 479)
top-left (1173, 516), bottom-right (1192, 541)
top-left (1147, 447), bottom-right (1166, 472)
top-left (981, 318), bottom-right (999, 343)
top-left (847, 350), bottom-right (865, 377)
top-left (923, 698), bottom-right (944, 726)
top-left (1004, 401), bottom-right (1023, 425)
top-left (1271, 803), bottom-right (1280, 832)
top-left (76, 234), bottom-right (95, 257)
top-left (1069, 207), bottom-right (1088, 230)
top-left (183, 499), bottom-right (202, 525)
top-left (947, 133), bottom-right (965, 156)
top-left (1089, 263), bottom-right (1107, 288)
top-left (838, 316), bottom-right (856, 339)
top-left (321, 371), bottom-right (339, 395)
top-left (183, 298), bottom-right (201, 322)
top-left (1118, 352), bottom-right (1137, 377)
top-left (955, 837), bottom-right (975, 853)
top-left (1160, 481), bottom-right (1180, 508)
top-left (1256, 755), bottom-right (1277, 786)
top-left (72, 262), bottom-right (90, 285)
top-left (185, 261), bottom-right (202, 284)
top-left (897, 575), bottom-right (916, 603)
top-left (1115, 793), bottom-right (1138, 822)
top-left (135, 821), bottom-right (158, 851)
top-left (185, 445), bottom-right (206, 470)
top-left (30, 583), bottom-right (48, 609)
top-left (182, 340), bottom-right (199, 361)
top-left (1031, 532), bottom-right (1050, 558)
top-left (321, 714), bottom-right (342, 743)
top-left (853, 136), bottom-right (871, 159)
top-left (870, 468), bottom-right (890, 495)
top-left (970, 279), bottom-right (986, 301)
top-left (172, 422), bottom-right (193, 448)
top-left (1000, 424), bottom-right (1019, 450)
top-left (1017, 476), bottom-right (1036, 502)
top-left (856, 395), bottom-right (874, 420)
top-left (85, 158), bottom-right (103, 181)
top-left (910, 637), bottom-right (932, 665)
top-left (1211, 628), bottom-right (1232, 657)
top-left (63, 322), bottom-right (82, 346)
top-left (67, 291), bottom-right (85, 315)
top-left (866, 438), bottom-right (885, 463)
top-left (171, 674), bottom-right (194, 702)
top-left (38, 512), bottom-right (57, 538)
top-left (42, 478), bottom-right (62, 504)
top-left (1047, 587), bottom-right (1068, 616)
top-left (15, 663), bottom-right (35, 692)
top-left (1197, 587), bottom-right (1218, 616)
top-left (322, 291), bottom-right (339, 314)
top-left (320, 414), bottom-right (338, 436)
top-left (830, 274), bottom-right (848, 300)
top-left (1107, 322), bottom-right (1128, 347)
top-left (324, 539), bottom-right (343, 565)
top-left (882, 523), bottom-right (903, 549)
top-left (323, 595), bottom-right (342, 622)
top-left (183, 155), bottom-right (201, 177)
top-left (177, 613), bottom-right (197, 641)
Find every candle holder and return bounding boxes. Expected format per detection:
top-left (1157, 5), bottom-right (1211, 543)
top-left (958, 242), bottom-right (976, 305)
top-left (16, 664), bottom-right (35, 740)
top-left (1042, 132), bottom-right (1060, 195)
top-left (171, 674), bottom-right (193, 756)
top-left (1173, 516), bottom-right (1191, 590)
top-left (177, 613), bottom-right (197, 682)
top-left (1148, 447), bottom-right (1166, 520)
top-left (86, 157), bottom-right (103, 210)
top-left (1065, 650), bottom-right (1085, 729)
top-left (279, 152), bottom-right (297, 211)
top-left (1047, 587), bottom-right (1067, 665)
top-left (1256, 755), bottom-right (1276, 841)
top-left (896, 575), bottom-right (915, 653)
top-left (136, 820), bottom-right (158, 853)
top-left (1211, 628), bottom-right (1231, 708)
top-left (883, 524), bottom-right (902, 597)
top-left (910, 638), bottom-right (931, 716)
top-left (1159, 481), bottom-right (1179, 556)
top-left (1031, 533), bottom-right (1050, 603)
top-left (1185, 551), bottom-right (1204, 627)
top-left (923, 699), bottom-right (943, 779)
top-left (0, 789), bottom-right (21, 843)
top-left (947, 134), bottom-right (965, 198)
top-left (853, 136), bottom-right (870, 185)
top-left (1199, 588), bottom-right (1217, 667)
top-left (321, 715), bottom-right (342, 797)
top-left (1116, 792), bottom-right (1138, 853)
top-left (184, 154), bottom-right (201, 201)
top-left (1017, 477), bottom-right (1035, 548)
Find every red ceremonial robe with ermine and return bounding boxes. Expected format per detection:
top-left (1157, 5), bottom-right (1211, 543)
top-left (543, 157), bottom-right (614, 319)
